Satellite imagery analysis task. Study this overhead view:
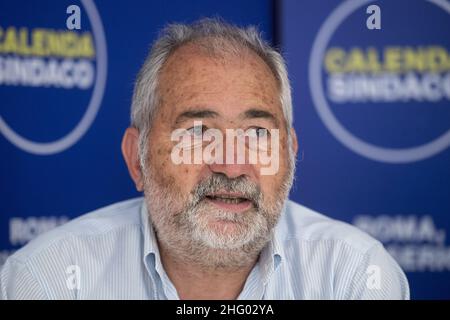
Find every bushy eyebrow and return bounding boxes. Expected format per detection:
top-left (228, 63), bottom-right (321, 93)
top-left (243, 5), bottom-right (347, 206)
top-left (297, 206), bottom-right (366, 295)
top-left (241, 108), bottom-right (279, 127)
top-left (175, 109), bottom-right (219, 124)
top-left (174, 107), bottom-right (279, 127)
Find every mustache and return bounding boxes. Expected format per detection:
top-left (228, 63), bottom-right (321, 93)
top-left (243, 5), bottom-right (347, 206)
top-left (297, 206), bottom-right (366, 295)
top-left (189, 173), bottom-right (262, 209)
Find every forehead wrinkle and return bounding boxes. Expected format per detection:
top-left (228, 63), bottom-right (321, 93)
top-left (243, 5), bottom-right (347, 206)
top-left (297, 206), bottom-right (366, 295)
top-left (157, 44), bottom-right (283, 128)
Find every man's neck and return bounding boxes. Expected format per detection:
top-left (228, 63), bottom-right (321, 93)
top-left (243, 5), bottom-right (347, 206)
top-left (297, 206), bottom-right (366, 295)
top-left (159, 243), bottom-right (258, 300)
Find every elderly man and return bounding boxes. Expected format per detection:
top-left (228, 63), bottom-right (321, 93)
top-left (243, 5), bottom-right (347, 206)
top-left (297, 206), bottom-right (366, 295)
top-left (0, 19), bottom-right (409, 300)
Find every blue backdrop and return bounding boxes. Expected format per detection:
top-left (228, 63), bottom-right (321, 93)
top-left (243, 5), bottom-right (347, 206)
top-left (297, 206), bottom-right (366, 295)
top-left (281, 0), bottom-right (450, 299)
top-left (1, 0), bottom-right (449, 299)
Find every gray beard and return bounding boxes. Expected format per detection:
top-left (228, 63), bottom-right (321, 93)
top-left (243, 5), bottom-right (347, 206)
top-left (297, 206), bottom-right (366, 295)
top-left (142, 161), bottom-right (295, 271)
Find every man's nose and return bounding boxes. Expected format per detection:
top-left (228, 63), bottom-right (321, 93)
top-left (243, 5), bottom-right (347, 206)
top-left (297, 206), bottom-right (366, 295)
top-left (207, 134), bottom-right (254, 179)
top-left (208, 162), bottom-right (253, 179)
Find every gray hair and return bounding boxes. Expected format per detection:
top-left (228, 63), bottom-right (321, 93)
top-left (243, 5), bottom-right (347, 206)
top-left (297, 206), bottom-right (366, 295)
top-left (130, 18), bottom-right (294, 168)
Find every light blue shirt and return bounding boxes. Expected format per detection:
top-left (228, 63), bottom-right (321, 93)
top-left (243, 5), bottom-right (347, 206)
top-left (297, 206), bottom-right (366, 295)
top-left (0, 198), bottom-right (409, 299)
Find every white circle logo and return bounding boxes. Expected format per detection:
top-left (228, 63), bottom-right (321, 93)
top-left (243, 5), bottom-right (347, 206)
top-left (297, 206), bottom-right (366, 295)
top-left (309, 0), bottom-right (450, 163)
top-left (0, 0), bottom-right (107, 155)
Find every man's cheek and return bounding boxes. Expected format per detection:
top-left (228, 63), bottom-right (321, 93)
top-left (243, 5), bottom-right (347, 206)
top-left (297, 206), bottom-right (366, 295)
top-left (151, 146), bottom-right (170, 168)
top-left (164, 150), bottom-right (203, 192)
top-left (260, 176), bottom-right (284, 199)
top-left (147, 142), bottom-right (176, 179)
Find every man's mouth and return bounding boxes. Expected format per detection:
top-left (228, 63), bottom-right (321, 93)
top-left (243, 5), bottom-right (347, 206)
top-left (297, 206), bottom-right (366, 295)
top-left (204, 192), bottom-right (253, 212)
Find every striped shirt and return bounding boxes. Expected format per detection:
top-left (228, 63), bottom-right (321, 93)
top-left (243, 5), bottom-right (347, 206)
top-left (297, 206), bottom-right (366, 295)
top-left (0, 198), bottom-right (409, 299)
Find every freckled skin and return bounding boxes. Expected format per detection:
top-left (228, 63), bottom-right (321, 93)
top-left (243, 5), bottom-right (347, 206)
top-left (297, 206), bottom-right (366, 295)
top-left (146, 44), bottom-right (293, 205)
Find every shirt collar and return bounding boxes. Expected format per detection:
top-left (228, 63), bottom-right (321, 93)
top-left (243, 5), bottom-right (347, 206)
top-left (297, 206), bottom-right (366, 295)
top-left (140, 199), bottom-right (172, 279)
top-left (140, 200), bottom-right (159, 259)
top-left (254, 202), bottom-right (286, 288)
top-left (140, 197), bottom-right (286, 298)
top-left (237, 204), bottom-right (286, 299)
top-left (140, 200), bottom-right (180, 299)
top-left (259, 231), bottom-right (283, 284)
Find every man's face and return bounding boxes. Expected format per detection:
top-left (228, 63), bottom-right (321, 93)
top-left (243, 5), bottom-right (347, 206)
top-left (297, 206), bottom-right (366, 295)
top-left (141, 45), bottom-right (295, 264)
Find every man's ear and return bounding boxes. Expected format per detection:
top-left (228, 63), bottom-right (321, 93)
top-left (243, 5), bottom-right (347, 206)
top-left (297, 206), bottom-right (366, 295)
top-left (122, 127), bottom-right (144, 192)
top-left (290, 127), bottom-right (299, 156)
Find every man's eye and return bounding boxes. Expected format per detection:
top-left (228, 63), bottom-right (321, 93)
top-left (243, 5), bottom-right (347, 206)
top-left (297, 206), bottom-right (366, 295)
top-left (186, 125), bottom-right (207, 137)
top-left (248, 127), bottom-right (269, 138)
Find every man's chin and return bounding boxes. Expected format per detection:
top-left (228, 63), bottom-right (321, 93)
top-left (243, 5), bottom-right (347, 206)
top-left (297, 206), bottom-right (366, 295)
top-left (205, 218), bottom-right (248, 237)
top-left (191, 214), bottom-right (264, 250)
